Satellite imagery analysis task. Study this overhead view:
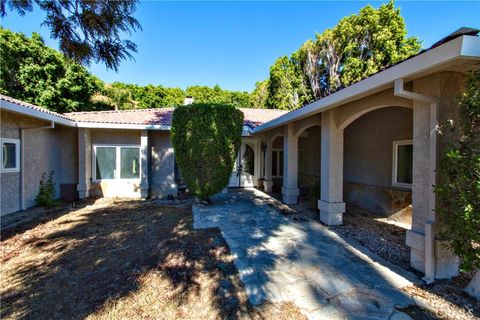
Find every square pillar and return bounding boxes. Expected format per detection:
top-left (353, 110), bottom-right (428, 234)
top-left (140, 130), bottom-right (149, 198)
top-left (77, 128), bottom-right (91, 199)
top-left (282, 124), bottom-right (299, 204)
top-left (319, 110), bottom-right (345, 225)
top-left (264, 138), bottom-right (273, 192)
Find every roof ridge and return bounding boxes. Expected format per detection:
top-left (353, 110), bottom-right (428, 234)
top-left (66, 107), bottom-right (175, 115)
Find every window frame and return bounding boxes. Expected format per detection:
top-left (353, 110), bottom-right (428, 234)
top-left (92, 144), bottom-right (141, 182)
top-left (1, 138), bottom-right (20, 173)
top-left (392, 140), bottom-right (413, 189)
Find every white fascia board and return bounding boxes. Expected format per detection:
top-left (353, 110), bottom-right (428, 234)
top-left (460, 35), bottom-right (480, 57)
top-left (76, 121), bottom-right (171, 130)
top-left (0, 100), bottom-right (76, 127)
top-left (242, 125), bottom-right (253, 137)
top-left (254, 35), bottom-right (479, 134)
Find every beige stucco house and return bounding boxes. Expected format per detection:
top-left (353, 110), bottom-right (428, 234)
top-left (1, 30), bottom-right (479, 283)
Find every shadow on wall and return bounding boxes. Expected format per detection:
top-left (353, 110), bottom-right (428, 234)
top-left (0, 201), bottom-right (260, 319)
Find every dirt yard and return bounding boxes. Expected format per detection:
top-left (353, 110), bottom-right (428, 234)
top-left (0, 199), bottom-right (305, 320)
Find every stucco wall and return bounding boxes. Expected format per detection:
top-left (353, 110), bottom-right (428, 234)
top-left (1, 110), bottom-right (77, 215)
top-left (343, 106), bottom-right (413, 215)
top-left (149, 131), bottom-right (177, 198)
top-left (89, 129), bottom-right (142, 198)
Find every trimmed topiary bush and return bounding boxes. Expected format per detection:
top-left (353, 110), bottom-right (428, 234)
top-left (171, 103), bottom-right (244, 201)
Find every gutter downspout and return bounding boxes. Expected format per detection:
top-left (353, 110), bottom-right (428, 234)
top-left (394, 78), bottom-right (438, 284)
top-left (20, 121), bottom-right (55, 210)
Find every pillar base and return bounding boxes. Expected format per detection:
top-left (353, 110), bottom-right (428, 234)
top-left (140, 184), bottom-right (149, 198)
top-left (282, 187), bottom-right (299, 204)
top-left (264, 180), bottom-right (273, 193)
top-left (406, 230), bottom-right (460, 279)
top-left (318, 200), bottom-right (345, 225)
top-left (77, 183), bottom-right (90, 199)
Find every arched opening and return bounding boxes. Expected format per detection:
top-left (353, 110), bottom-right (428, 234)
top-left (270, 136), bottom-right (284, 192)
top-left (297, 125), bottom-right (322, 208)
top-left (243, 144), bottom-right (255, 175)
top-left (343, 105), bottom-right (413, 226)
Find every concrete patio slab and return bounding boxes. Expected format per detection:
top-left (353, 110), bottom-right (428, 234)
top-left (193, 189), bottom-right (422, 320)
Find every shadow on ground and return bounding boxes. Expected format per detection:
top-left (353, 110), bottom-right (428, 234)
top-left (194, 189), bottom-right (420, 319)
top-left (1, 200), bottom-right (301, 320)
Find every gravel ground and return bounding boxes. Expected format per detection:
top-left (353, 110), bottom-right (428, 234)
top-left (264, 194), bottom-right (479, 320)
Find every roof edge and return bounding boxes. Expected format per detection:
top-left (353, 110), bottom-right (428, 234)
top-left (253, 35), bottom-right (480, 134)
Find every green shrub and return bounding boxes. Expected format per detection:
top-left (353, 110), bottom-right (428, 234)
top-left (171, 103), bottom-right (244, 201)
top-left (436, 71), bottom-right (480, 271)
top-left (36, 171), bottom-right (56, 207)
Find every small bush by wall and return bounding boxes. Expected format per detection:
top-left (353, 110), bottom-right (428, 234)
top-left (171, 103), bottom-right (244, 200)
top-left (36, 171), bottom-right (56, 207)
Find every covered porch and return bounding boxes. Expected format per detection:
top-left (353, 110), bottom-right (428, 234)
top-left (250, 71), bottom-right (468, 281)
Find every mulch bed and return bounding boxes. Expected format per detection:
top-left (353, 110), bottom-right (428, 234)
top-left (1, 199), bottom-right (305, 320)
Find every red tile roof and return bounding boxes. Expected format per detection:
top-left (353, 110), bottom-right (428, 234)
top-left (0, 94), bottom-right (73, 121)
top-left (66, 107), bottom-right (289, 129)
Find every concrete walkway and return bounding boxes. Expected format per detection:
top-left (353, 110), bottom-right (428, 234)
top-left (193, 189), bottom-right (421, 320)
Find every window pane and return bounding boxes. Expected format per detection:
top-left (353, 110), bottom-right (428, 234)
top-left (121, 147), bottom-right (140, 179)
top-left (96, 147), bottom-right (116, 179)
top-left (397, 144), bottom-right (413, 184)
top-left (279, 151), bottom-right (284, 176)
top-left (3, 143), bottom-right (16, 169)
top-left (272, 151), bottom-right (277, 176)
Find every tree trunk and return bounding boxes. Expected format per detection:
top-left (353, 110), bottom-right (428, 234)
top-left (465, 270), bottom-right (480, 301)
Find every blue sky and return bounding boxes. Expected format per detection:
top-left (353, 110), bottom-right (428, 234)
top-left (1, 1), bottom-right (479, 92)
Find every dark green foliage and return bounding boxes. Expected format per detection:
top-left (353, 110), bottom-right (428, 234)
top-left (171, 104), bottom-right (243, 200)
top-left (0, 28), bottom-right (252, 112)
top-left (0, 28), bottom-right (105, 113)
top-left (101, 82), bottom-right (252, 110)
top-left (251, 1), bottom-right (421, 109)
top-left (436, 71), bottom-right (480, 271)
top-left (1, 0), bottom-right (141, 71)
top-left (186, 85), bottom-right (250, 108)
top-left (36, 171), bottom-right (56, 207)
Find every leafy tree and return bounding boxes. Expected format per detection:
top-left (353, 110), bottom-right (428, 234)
top-left (436, 71), bottom-right (480, 272)
top-left (171, 103), bottom-right (243, 201)
top-left (266, 56), bottom-right (305, 110)
top-left (250, 80), bottom-right (270, 109)
top-left (0, 27), bottom-right (104, 112)
top-left (186, 85), bottom-right (250, 108)
top-left (0, 0), bottom-right (141, 71)
top-left (254, 1), bottom-right (421, 109)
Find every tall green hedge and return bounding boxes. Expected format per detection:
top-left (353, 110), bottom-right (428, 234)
top-left (171, 103), bottom-right (244, 200)
top-left (436, 71), bottom-right (480, 271)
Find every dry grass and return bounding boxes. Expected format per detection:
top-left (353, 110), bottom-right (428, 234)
top-left (1, 199), bottom-right (305, 320)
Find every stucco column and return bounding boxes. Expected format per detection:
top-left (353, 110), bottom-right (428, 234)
top-left (405, 73), bottom-right (463, 280)
top-left (252, 140), bottom-right (262, 187)
top-left (264, 138), bottom-right (273, 192)
top-left (140, 130), bottom-right (149, 198)
top-left (282, 123), bottom-right (299, 204)
top-left (319, 110), bottom-right (345, 225)
top-left (77, 128), bottom-right (91, 199)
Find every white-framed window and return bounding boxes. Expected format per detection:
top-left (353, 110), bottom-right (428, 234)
top-left (1, 138), bottom-right (20, 173)
top-left (93, 145), bottom-right (141, 181)
top-left (392, 140), bottom-right (413, 189)
top-left (272, 149), bottom-right (284, 177)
